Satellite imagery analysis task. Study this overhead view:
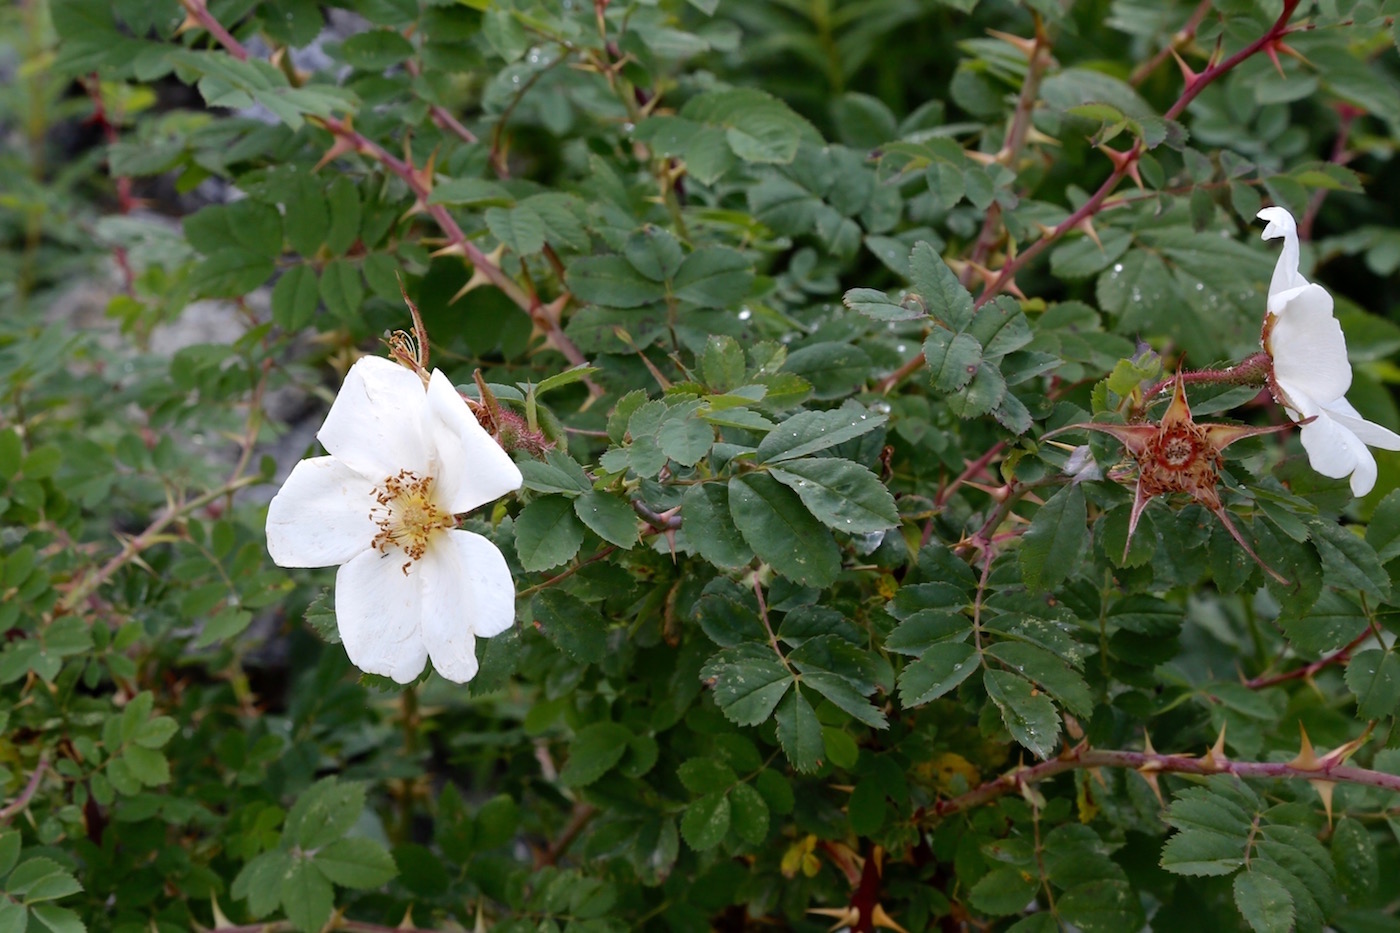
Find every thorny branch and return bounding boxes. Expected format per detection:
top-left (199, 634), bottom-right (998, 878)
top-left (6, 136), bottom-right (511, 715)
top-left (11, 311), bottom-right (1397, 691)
top-left (928, 738), bottom-right (1399, 821)
top-left (876, 0), bottom-right (1305, 395)
top-left (0, 757), bottom-right (48, 824)
top-left (166, 0), bottom-right (602, 400)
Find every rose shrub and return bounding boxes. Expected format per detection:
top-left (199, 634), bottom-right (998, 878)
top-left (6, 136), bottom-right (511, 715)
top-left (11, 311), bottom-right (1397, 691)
top-left (5, 1), bottom-right (1400, 931)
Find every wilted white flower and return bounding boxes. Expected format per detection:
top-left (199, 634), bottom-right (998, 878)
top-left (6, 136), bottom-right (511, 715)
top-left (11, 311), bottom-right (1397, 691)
top-left (1259, 206), bottom-right (1400, 497)
top-left (1062, 444), bottom-right (1102, 485)
top-left (266, 356), bottom-right (523, 683)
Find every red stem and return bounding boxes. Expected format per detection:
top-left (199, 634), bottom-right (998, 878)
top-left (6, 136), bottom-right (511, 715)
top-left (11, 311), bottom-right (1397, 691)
top-left (1245, 629), bottom-right (1372, 689)
top-left (84, 76), bottom-right (136, 295)
top-left (179, 0), bottom-right (248, 61)
top-left (1299, 104), bottom-right (1359, 241)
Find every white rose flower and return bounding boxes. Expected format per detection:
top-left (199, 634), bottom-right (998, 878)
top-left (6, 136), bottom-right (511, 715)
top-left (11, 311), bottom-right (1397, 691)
top-left (1259, 206), bottom-right (1400, 497)
top-left (266, 356), bottom-right (523, 683)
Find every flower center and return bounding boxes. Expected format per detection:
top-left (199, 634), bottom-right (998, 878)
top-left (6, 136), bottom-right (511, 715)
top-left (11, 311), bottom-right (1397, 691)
top-left (1158, 430), bottom-right (1199, 470)
top-left (1137, 424), bottom-right (1223, 507)
top-left (370, 469), bottom-right (455, 572)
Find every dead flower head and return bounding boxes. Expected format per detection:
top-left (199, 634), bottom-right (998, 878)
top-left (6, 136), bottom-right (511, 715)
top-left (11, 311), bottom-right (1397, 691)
top-left (1068, 374), bottom-right (1291, 584)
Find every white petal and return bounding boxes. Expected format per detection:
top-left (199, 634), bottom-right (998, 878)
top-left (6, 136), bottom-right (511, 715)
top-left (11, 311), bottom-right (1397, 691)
top-left (424, 369), bottom-right (523, 515)
top-left (1258, 206), bottom-right (1307, 300)
top-left (335, 550), bottom-right (429, 683)
top-left (1348, 446), bottom-right (1379, 497)
top-left (266, 457), bottom-right (379, 568)
top-left (1298, 410), bottom-right (1366, 481)
top-left (1322, 398), bottom-right (1400, 451)
top-left (318, 357), bottom-right (430, 480)
top-left (419, 530), bottom-right (518, 683)
top-left (1269, 284), bottom-right (1351, 404)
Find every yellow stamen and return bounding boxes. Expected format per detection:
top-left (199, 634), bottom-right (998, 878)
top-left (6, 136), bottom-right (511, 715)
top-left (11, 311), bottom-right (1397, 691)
top-left (369, 470), bottom-right (455, 573)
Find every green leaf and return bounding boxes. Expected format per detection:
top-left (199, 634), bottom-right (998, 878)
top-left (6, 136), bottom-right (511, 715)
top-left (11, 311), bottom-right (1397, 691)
top-left (729, 782), bottom-right (770, 844)
top-left (1279, 590), bottom-right (1366, 655)
top-left (531, 590), bottom-right (607, 665)
top-left (284, 778), bottom-right (365, 849)
top-left (1020, 483), bottom-right (1088, 592)
top-left (969, 866), bottom-right (1040, 916)
top-left (120, 745), bottom-right (169, 786)
top-left (313, 837), bottom-right (398, 889)
top-left (531, 364), bottom-right (600, 397)
top-left (232, 851), bottom-right (291, 918)
top-left (185, 200), bottom-right (283, 259)
top-left (1345, 649), bottom-right (1400, 719)
top-left (486, 204), bottom-right (545, 256)
top-left (968, 296), bottom-right (1033, 358)
top-left (984, 642), bottom-right (1092, 717)
top-left (681, 483), bottom-right (753, 569)
top-left (189, 249), bottom-right (275, 297)
top-left (1164, 784), bottom-right (1255, 837)
top-left (427, 177), bottom-right (512, 207)
top-left (842, 287), bottom-right (926, 322)
top-left (1309, 518), bottom-right (1390, 600)
top-left (1056, 879), bottom-right (1144, 933)
top-left (559, 722), bottom-right (632, 787)
top-left (775, 688), bottom-right (823, 773)
top-left (658, 413), bottom-right (714, 466)
top-left (700, 335), bottom-right (746, 392)
top-left (318, 259), bottom-right (364, 320)
top-left (886, 610), bottom-right (969, 655)
top-left (923, 329), bottom-right (982, 392)
top-left (1366, 489), bottom-right (1400, 563)
top-left (634, 116), bottom-right (735, 185)
top-left (0, 831), bottom-right (19, 877)
top-left (683, 88), bottom-right (813, 164)
top-left (984, 670), bottom-right (1059, 759)
top-left (768, 458), bottom-right (898, 534)
top-left (0, 429), bottom-right (21, 481)
top-left (623, 226), bottom-right (684, 282)
top-left (0, 900), bottom-right (25, 933)
top-left (926, 158), bottom-right (967, 211)
top-left (281, 859), bottom-right (334, 933)
top-left (323, 176), bottom-right (361, 256)
top-left (909, 241), bottom-right (973, 330)
top-left (514, 496), bottom-right (585, 571)
top-left (680, 792), bottom-right (730, 850)
top-left (945, 363), bottom-right (1007, 419)
top-left (282, 173), bottom-right (329, 255)
top-left (28, 906), bottom-right (86, 933)
top-left (728, 473), bottom-right (841, 587)
top-left (898, 642), bottom-right (979, 706)
top-left (672, 247), bottom-right (753, 308)
top-left (783, 342), bottom-right (872, 401)
top-left (573, 491), bottom-right (638, 547)
top-left (755, 407), bottom-right (887, 463)
top-left (272, 265), bottom-right (319, 330)
top-left (6, 858), bottom-right (82, 903)
top-left (1331, 816), bottom-right (1378, 899)
top-left (340, 29), bottom-right (414, 69)
top-left (700, 643), bottom-right (792, 726)
top-left (1161, 832), bottom-right (1246, 876)
top-left (1233, 871), bottom-right (1295, 933)
top-left (567, 255), bottom-right (668, 308)
top-left (516, 450), bottom-right (593, 496)
top-left (1097, 248), bottom-right (1175, 320)
top-left (678, 758), bottom-right (737, 794)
